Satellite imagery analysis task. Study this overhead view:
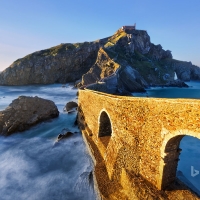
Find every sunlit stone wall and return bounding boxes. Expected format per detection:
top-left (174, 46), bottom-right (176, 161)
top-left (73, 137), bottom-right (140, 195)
top-left (78, 89), bottom-right (200, 190)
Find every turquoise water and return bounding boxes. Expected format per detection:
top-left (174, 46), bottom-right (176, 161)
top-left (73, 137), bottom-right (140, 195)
top-left (133, 81), bottom-right (200, 99)
top-left (0, 84), bottom-right (95, 200)
top-left (133, 81), bottom-right (200, 195)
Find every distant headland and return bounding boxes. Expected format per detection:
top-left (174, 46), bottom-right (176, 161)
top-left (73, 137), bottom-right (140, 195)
top-left (0, 26), bottom-right (200, 95)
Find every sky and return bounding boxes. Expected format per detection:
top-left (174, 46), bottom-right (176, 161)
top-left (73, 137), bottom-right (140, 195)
top-left (0, 0), bottom-right (200, 71)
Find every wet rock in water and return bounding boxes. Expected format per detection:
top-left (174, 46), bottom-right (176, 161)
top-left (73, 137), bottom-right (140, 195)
top-left (0, 96), bottom-right (59, 136)
top-left (166, 80), bottom-right (189, 87)
top-left (64, 101), bottom-right (78, 113)
top-left (57, 132), bottom-right (73, 141)
top-left (54, 129), bottom-right (74, 146)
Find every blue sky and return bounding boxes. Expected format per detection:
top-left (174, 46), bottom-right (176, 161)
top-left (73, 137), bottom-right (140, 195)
top-left (0, 0), bottom-right (200, 71)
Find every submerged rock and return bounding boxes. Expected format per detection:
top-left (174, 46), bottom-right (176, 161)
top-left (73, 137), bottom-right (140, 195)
top-left (53, 129), bottom-right (75, 146)
top-left (64, 101), bottom-right (78, 113)
top-left (56, 131), bottom-right (73, 141)
top-left (0, 96), bottom-right (59, 136)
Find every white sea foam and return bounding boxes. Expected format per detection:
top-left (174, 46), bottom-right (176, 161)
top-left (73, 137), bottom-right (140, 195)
top-left (1, 83), bottom-right (200, 198)
top-left (0, 84), bottom-right (95, 200)
top-left (0, 136), bottom-right (94, 200)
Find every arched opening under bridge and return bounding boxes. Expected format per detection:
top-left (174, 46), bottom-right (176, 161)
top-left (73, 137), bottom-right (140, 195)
top-left (161, 135), bottom-right (200, 196)
top-left (98, 111), bottom-right (112, 147)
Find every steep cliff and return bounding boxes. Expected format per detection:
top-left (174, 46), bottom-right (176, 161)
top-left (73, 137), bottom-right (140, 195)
top-left (0, 40), bottom-right (108, 85)
top-left (1, 28), bottom-right (200, 92)
top-left (82, 47), bottom-right (120, 85)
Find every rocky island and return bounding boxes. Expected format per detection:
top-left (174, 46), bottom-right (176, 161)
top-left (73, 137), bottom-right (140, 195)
top-left (0, 26), bottom-right (200, 94)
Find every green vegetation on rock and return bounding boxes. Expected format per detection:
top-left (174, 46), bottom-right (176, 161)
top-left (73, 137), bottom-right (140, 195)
top-left (1, 27), bottom-right (200, 89)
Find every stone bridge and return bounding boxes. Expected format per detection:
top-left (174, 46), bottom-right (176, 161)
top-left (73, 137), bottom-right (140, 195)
top-left (78, 89), bottom-right (200, 199)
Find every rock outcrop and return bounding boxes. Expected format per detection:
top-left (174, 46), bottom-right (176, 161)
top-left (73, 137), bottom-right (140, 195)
top-left (117, 66), bottom-right (148, 92)
top-left (64, 101), bottom-right (78, 113)
top-left (0, 96), bottom-right (59, 135)
top-left (81, 48), bottom-right (120, 86)
top-left (191, 64), bottom-right (200, 80)
top-left (57, 131), bottom-right (73, 142)
top-left (0, 41), bottom-right (107, 85)
top-left (1, 27), bottom-right (200, 92)
top-left (173, 61), bottom-right (192, 81)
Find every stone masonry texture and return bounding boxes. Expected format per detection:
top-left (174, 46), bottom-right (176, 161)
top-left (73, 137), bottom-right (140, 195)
top-left (78, 89), bottom-right (200, 199)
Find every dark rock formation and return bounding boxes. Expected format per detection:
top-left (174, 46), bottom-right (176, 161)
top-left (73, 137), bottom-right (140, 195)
top-left (173, 61), bottom-right (192, 81)
top-left (117, 66), bottom-right (148, 92)
top-left (53, 128), bottom-right (77, 146)
top-left (81, 29), bottom-right (199, 91)
top-left (0, 96), bottom-right (59, 135)
top-left (64, 101), bottom-right (78, 113)
top-left (165, 80), bottom-right (189, 87)
top-left (1, 27), bottom-right (200, 91)
top-left (57, 132), bottom-right (73, 141)
top-left (191, 65), bottom-right (200, 80)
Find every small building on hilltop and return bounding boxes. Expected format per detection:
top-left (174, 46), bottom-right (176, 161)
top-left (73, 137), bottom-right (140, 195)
top-left (121, 23), bottom-right (136, 31)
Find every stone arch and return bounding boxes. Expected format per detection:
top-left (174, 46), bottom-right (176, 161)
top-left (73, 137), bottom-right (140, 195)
top-left (159, 129), bottom-right (200, 190)
top-left (161, 135), bottom-right (185, 189)
top-left (98, 110), bottom-right (112, 137)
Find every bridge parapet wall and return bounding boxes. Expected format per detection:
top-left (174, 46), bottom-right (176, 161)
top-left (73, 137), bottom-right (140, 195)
top-left (78, 89), bottom-right (200, 190)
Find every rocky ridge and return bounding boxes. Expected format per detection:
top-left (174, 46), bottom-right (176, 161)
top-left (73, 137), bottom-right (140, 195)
top-left (1, 28), bottom-right (200, 93)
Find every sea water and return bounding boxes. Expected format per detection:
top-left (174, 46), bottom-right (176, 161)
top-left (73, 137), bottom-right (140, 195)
top-left (0, 84), bottom-right (95, 200)
top-left (133, 81), bottom-right (200, 195)
top-left (1, 83), bottom-right (200, 199)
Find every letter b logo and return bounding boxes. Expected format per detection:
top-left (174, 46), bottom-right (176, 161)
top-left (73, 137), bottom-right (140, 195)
top-left (191, 166), bottom-right (199, 177)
